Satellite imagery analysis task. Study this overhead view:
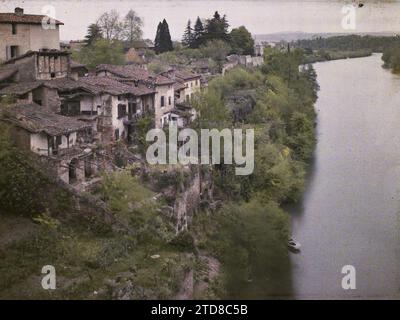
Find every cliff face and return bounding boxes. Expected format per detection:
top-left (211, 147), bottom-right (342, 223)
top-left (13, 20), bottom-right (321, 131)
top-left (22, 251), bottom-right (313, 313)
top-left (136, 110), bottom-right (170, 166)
top-left (146, 165), bottom-right (213, 233)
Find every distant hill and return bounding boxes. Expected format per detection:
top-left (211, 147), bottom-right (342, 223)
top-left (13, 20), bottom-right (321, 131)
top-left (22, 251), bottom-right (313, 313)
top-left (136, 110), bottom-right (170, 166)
top-left (254, 31), bottom-right (398, 43)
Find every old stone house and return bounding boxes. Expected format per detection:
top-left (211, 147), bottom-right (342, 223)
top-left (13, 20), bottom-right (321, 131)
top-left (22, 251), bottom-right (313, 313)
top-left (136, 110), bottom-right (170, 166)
top-left (1, 102), bottom-right (99, 187)
top-left (95, 64), bottom-right (175, 128)
top-left (161, 68), bottom-right (201, 104)
top-left (0, 7), bottom-right (63, 61)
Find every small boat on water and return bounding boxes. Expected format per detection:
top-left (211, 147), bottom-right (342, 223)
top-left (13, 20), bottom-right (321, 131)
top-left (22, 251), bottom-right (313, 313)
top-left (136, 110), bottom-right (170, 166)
top-left (288, 237), bottom-right (301, 252)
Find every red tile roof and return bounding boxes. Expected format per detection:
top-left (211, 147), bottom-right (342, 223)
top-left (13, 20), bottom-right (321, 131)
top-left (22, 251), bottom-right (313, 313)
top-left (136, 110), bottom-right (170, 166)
top-left (0, 13), bottom-right (64, 25)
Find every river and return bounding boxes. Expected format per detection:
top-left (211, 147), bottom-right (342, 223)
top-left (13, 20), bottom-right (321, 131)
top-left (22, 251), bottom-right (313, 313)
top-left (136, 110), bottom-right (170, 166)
top-left (291, 53), bottom-right (400, 299)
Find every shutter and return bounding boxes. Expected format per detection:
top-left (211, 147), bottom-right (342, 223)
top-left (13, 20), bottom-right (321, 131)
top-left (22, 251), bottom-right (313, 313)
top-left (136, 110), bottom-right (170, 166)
top-left (5, 46), bottom-right (10, 60)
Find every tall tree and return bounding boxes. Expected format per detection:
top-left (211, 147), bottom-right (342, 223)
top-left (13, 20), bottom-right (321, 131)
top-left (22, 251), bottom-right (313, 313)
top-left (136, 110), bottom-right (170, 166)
top-left (193, 17), bottom-right (205, 48)
top-left (154, 22), bottom-right (162, 54)
top-left (84, 23), bottom-right (103, 46)
top-left (204, 11), bottom-right (230, 43)
top-left (182, 20), bottom-right (194, 48)
top-left (97, 10), bottom-right (124, 41)
top-left (229, 26), bottom-right (254, 55)
top-left (155, 19), bottom-right (173, 54)
top-left (123, 10), bottom-right (143, 45)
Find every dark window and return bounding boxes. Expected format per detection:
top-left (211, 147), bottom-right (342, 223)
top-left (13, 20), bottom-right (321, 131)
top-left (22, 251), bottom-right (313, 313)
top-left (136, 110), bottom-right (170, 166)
top-left (115, 129), bottom-right (120, 141)
top-left (128, 102), bottom-right (137, 115)
top-left (56, 136), bottom-right (62, 146)
top-left (161, 96), bottom-right (165, 107)
top-left (168, 96), bottom-right (172, 105)
top-left (51, 72), bottom-right (56, 78)
top-left (11, 23), bottom-right (17, 35)
top-left (118, 104), bottom-right (127, 118)
top-left (61, 101), bottom-right (80, 116)
top-left (10, 46), bottom-right (19, 58)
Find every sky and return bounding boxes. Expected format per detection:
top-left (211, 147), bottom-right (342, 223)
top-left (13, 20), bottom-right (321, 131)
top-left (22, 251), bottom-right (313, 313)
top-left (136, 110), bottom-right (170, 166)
top-left (1, 0), bottom-right (400, 41)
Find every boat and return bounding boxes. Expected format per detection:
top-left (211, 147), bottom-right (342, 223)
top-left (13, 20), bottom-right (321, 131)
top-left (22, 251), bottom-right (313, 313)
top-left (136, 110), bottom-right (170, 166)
top-left (288, 237), bottom-right (301, 252)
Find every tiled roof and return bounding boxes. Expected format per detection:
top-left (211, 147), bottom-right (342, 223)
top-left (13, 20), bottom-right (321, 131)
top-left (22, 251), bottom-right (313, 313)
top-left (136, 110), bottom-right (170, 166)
top-left (96, 64), bottom-right (155, 81)
top-left (0, 66), bottom-right (18, 82)
top-left (0, 13), bottom-right (63, 25)
top-left (173, 82), bottom-right (186, 91)
top-left (173, 69), bottom-right (201, 81)
top-left (155, 75), bottom-right (174, 85)
top-left (0, 81), bottom-right (44, 95)
top-left (3, 103), bottom-right (89, 136)
top-left (80, 76), bottom-right (155, 96)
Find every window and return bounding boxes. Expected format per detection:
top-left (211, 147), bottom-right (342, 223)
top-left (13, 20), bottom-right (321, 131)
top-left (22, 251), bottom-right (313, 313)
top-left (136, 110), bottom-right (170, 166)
top-left (161, 96), bottom-right (165, 107)
top-left (11, 23), bottom-right (17, 35)
top-left (118, 104), bottom-right (127, 118)
top-left (186, 95), bottom-right (190, 102)
top-left (115, 129), bottom-right (120, 141)
top-left (118, 95), bottom-right (123, 101)
top-left (51, 72), bottom-right (56, 78)
top-left (128, 102), bottom-right (137, 115)
top-left (10, 45), bottom-right (19, 59)
top-left (168, 96), bottom-right (172, 106)
top-left (56, 136), bottom-right (62, 146)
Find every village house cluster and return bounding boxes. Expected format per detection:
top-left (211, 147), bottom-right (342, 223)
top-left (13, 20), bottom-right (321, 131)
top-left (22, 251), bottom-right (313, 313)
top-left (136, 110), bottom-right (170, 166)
top-left (0, 8), bottom-right (202, 189)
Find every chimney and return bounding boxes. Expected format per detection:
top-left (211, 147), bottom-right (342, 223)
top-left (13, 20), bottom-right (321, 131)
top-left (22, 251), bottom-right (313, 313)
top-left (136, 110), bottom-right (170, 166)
top-left (15, 7), bottom-right (24, 15)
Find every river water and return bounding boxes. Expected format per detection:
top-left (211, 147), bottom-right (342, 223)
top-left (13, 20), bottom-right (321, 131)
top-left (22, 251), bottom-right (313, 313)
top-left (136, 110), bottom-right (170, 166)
top-left (291, 53), bottom-right (400, 299)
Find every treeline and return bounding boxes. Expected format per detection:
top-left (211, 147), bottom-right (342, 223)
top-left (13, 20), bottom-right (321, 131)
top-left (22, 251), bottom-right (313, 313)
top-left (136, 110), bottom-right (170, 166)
top-left (192, 48), bottom-right (318, 298)
top-left (382, 45), bottom-right (400, 73)
top-left (182, 11), bottom-right (254, 55)
top-left (294, 34), bottom-right (399, 52)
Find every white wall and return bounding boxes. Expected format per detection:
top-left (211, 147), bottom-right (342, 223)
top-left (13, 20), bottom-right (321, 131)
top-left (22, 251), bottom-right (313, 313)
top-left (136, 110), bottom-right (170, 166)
top-left (155, 84), bottom-right (174, 128)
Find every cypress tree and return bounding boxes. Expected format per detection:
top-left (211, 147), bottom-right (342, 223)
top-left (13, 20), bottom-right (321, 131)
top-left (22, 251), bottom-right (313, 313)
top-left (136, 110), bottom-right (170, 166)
top-left (154, 22), bottom-right (162, 54)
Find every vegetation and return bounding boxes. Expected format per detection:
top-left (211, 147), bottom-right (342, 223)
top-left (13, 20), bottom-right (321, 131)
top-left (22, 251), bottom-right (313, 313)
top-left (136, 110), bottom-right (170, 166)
top-left (382, 45), bottom-right (400, 73)
top-left (154, 19), bottom-right (174, 54)
top-left (229, 26), bottom-right (255, 56)
top-left (72, 39), bottom-right (125, 69)
top-left (190, 47), bottom-right (318, 298)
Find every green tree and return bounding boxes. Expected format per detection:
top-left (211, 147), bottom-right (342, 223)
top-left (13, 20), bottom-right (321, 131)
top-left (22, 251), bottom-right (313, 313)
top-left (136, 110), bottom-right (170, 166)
top-left (182, 20), bottom-right (194, 48)
top-left (84, 23), bottom-right (103, 46)
top-left (72, 39), bottom-right (125, 69)
top-left (193, 17), bottom-right (205, 48)
top-left (229, 26), bottom-right (254, 55)
top-left (154, 19), bottom-right (173, 54)
top-left (204, 11), bottom-right (230, 43)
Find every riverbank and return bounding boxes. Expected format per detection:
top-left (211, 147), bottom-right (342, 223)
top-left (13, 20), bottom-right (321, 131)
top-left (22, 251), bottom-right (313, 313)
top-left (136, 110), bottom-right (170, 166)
top-left (303, 49), bottom-right (372, 64)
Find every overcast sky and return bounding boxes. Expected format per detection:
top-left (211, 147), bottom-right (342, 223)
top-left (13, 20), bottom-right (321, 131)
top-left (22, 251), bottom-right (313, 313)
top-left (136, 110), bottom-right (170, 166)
top-left (1, 0), bottom-right (400, 41)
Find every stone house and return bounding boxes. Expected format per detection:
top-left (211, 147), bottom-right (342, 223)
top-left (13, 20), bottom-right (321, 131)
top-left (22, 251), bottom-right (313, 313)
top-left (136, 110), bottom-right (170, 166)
top-left (0, 7), bottom-right (63, 61)
top-left (161, 68), bottom-right (201, 104)
top-left (1, 102), bottom-right (99, 187)
top-left (0, 50), bottom-right (71, 82)
top-left (95, 64), bottom-right (175, 128)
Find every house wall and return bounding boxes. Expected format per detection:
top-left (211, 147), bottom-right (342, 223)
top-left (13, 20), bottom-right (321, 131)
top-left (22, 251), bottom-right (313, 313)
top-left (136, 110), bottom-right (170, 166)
top-left (30, 132), bottom-right (49, 155)
top-left (111, 95), bottom-right (128, 140)
top-left (30, 131), bottom-right (77, 155)
top-left (155, 84), bottom-right (174, 128)
top-left (182, 78), bottom-right (201, 103)
top-left (0, 23), bottom-right (60, 61)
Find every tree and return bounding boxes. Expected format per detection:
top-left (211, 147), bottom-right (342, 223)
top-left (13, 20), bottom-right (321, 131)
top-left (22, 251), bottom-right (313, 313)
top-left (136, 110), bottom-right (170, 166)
top-left (199, 40), bottom-right (231, 72)
top-left (204, 11), bottom-right (230, 43)
top-left (72, 39), bottom-right (125, 69)
top-left (97, 10), bottom-right (124, 41)
top-left (193, 17), bottom-right (205, 48)
top-left (154, 19), bottom-right (173, 54)
top-left (182, 20), bottom-right (194, 48)
top-left (84, 23), bottom-right (103, 46)
top-left (123, 10), bottom-right (143, 45)
top-left (229, 26), bottom-right (254, 55)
